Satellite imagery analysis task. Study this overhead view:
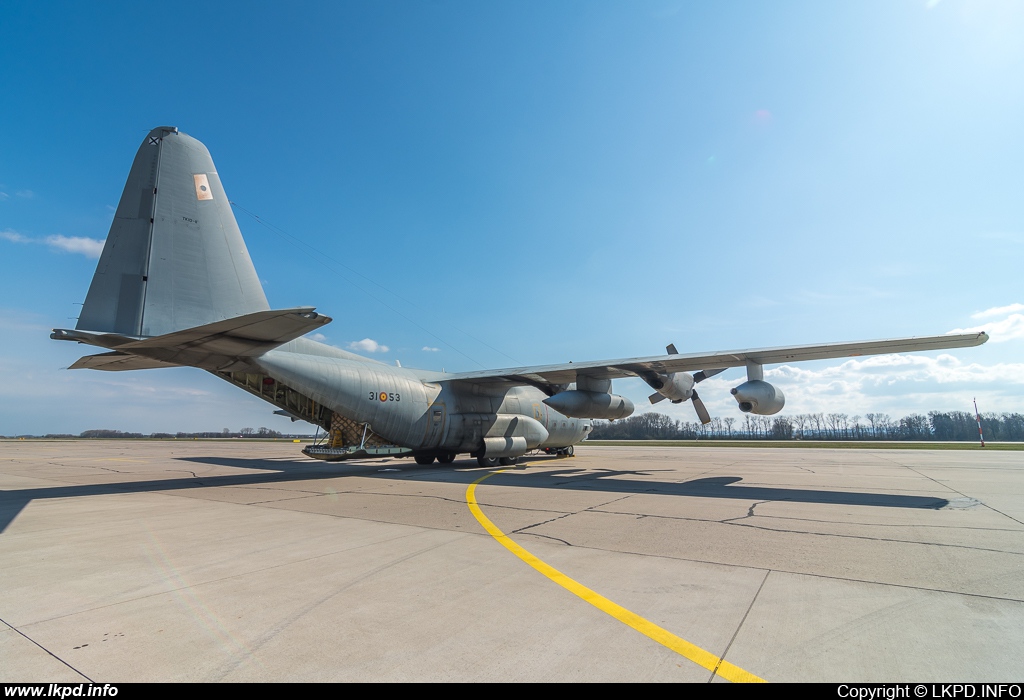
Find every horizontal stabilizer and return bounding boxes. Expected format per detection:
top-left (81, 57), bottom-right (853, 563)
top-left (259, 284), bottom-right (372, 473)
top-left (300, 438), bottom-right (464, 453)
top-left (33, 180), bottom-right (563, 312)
top-left (122, 307), bottom-right (329, 352)
top-left (69, 352), bottom-right (180, 371)
top-left (54, 308), bottom-right (331, 371)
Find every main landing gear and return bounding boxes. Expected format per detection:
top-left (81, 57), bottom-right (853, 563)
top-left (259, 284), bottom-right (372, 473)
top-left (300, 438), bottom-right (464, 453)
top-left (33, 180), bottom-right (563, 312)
top-left (542, 445), bottom-right (574, 457)
top-left (414, 451), bottom-right (458, 466)
top-left (476, 456), bottom-right (518, 467)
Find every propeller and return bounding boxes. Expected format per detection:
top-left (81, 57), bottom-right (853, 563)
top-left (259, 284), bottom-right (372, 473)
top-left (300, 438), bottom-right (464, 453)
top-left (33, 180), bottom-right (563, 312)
top-left (689, 387), bottom-right (712, 425)
top-left (646, 344), bottom-right (726, 425)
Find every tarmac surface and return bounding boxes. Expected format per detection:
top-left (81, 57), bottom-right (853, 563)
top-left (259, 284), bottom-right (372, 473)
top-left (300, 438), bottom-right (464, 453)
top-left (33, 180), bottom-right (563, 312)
top-left (1, 440), bottom-right (1022, 682)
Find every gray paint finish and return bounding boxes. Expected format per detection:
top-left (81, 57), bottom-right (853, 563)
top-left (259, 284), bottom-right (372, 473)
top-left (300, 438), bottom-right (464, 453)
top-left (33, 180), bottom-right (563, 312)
top-left (77, 127), bottom-right (169, 335)
top-left (143, 130), bottom-right (269, 336)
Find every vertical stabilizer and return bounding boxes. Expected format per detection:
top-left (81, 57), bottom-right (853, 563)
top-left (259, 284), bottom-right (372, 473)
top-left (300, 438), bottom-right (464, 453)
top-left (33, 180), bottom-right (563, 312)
top-left (77, 127), bottom-right (270, 337)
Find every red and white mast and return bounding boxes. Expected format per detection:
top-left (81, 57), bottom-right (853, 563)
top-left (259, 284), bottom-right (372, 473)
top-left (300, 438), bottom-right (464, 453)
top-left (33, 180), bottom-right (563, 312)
top-left (974, 398), bottom-right (985, 448)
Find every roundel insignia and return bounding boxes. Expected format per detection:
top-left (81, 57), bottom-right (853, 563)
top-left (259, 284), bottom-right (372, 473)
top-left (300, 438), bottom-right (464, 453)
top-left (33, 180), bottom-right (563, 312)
top-left (193, 173), bottom-right (214, 201)
top-left (379, 392), bottom-right (387, 402)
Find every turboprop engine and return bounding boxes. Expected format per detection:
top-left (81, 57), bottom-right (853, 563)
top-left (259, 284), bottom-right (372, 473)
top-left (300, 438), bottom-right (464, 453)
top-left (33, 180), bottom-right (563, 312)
top-left (648, 371), bottom-right (694, 402)
top-left (731, 380), bottom-right (785, 415)
top-left (642, 344), bottom-right (726, 424)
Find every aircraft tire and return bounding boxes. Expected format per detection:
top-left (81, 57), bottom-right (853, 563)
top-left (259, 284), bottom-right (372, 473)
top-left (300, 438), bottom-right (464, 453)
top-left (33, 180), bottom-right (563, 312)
top-left (567, 445), bottom-right (574, 457)
top-left (437, 452), bottom-right (457, 464)
top-left (414, 454), bottom-right (436, 465)
top-left (477, 456), bottom-right (499, 468)
top-left (498, 456), bottom-right (517, 466)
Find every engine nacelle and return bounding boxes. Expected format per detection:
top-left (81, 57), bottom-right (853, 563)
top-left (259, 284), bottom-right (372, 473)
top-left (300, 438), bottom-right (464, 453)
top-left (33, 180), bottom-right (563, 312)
top-left (649, 372), bottom-right (695, 403)
top-left (544, 390), bottom-right (634, 420)
top-left (731, 380), bottom-right (785, 415)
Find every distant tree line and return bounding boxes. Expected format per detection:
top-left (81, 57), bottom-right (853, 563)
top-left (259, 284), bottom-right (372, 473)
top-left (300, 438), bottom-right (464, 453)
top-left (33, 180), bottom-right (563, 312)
top-left (22, 427), bottom-right (308, 439)
top-left (10, 411), bottom-right (1022, 442)
top-left (589, 411), bottom-right (1024, 442)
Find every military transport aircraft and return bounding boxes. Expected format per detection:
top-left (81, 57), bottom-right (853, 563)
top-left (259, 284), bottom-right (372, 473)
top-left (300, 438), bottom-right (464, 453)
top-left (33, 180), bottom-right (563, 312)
top-left (51, 127), bottom-right (988, 466)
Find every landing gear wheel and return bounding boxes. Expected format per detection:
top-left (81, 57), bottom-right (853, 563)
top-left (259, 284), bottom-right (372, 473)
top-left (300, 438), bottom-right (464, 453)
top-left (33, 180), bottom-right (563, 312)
top-left (437, 452), bottom-right (456, 464)
top-left (567, 445), bottom-right (574, 457)
top-left (414, 454), bottom-right (435, 465)
top-left (477, 456), bottom-right (499, 468)
top-left (498, 456), bottom-right (518, 466)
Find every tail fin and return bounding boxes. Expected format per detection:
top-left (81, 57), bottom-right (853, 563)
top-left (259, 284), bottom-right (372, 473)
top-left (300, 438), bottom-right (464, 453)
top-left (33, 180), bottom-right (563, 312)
top-left (77, 126), bottom-right (270, 337)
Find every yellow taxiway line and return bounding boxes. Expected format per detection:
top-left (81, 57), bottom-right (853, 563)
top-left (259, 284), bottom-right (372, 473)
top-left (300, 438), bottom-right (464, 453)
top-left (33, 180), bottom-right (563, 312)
top-left (466, 469), bottom-right (765, 683)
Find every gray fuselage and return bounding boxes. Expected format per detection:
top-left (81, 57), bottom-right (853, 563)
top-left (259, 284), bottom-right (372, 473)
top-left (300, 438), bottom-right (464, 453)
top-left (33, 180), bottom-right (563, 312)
top-left (254, 338), bottom-right (590, 452)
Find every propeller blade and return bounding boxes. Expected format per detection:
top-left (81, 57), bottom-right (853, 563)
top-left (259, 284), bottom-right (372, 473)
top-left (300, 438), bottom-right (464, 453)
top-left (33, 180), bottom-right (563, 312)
top-left (691, 390), bottom-right (712, 425)
top-left (693, 368), bottom-right (726, 383)
top-left (666, 343), bottom-right (678, 355)
top-left (649, 392), bottom-right (667, 404)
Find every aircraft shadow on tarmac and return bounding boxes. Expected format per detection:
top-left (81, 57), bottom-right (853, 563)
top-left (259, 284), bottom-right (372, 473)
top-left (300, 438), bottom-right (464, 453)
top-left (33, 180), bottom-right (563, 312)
top-left (0, 454), bottom-right (949, 534)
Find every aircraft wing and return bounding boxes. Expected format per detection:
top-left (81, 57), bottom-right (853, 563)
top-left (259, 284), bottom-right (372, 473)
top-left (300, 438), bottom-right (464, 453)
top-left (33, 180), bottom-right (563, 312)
top-left (442, 332), bottom-right (989, 389)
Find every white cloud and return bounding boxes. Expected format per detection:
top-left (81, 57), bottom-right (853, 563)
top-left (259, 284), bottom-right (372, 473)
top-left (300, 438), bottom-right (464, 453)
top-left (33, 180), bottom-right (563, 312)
top-left (348, 338), bottom-right (389, 353)
top-left (44, 235), bottom-right (105, 259)
top-left (422, 346), bottom-right (440, 352)
top-left (309, 333), bottom-right (327, 342)
top-left (1, 229), bottom-right (30, 243)
top-left (15, 190), bottom-right (34, 199)
top-left (1, 230), bottom-right (105, 259)
top-left (0, 192), bottom-right (9, 201)
top-left (624, 352), bottom-right (1024, 423)
top-left (949, 302), bottom-right (1024, 343)
top-left (948, 316), bottom-right (1024, 343)
top-left (768, 354), bottom-right (1024, 390)
top-left (970, 303), bottom-right (1024, 320)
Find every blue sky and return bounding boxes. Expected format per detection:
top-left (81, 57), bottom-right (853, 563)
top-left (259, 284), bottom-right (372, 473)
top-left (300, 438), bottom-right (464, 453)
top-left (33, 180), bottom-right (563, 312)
top-left (1, 0), bottom-right (1022, 435)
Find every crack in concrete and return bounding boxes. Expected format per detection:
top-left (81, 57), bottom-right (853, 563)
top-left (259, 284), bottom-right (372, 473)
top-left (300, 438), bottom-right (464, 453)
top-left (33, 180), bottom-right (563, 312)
top-left (723, 519), bottom-right (1024, 556)
top-left (513, 512), bottom-right (574, 535)
top-left (512, 493), bottom-right (638, 542)
top-left (726, 513), bottom-right (1024, 533)
top-left (167, 469), bottom-right (201, 479)
top-left (518, 531), bottom-right (574, 547)
top-left (40, 459), bottom-right (135, 475)
top-left (721, 500), bottom-right (773, 523)
top-left (590, 505), bottom-right (1024, 556)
